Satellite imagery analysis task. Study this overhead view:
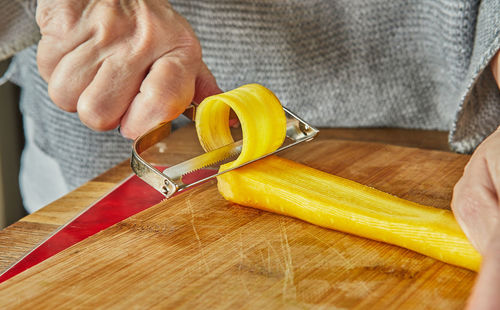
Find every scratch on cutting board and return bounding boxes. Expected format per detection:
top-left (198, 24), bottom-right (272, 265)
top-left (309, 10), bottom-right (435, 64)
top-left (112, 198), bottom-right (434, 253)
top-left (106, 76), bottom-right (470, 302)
top-left (305, 231), bottom-right (356, 269)
top-left (304, 231), bottom-right (372, 294)
top-left (259, 247), bottom-right (266, 267)
top-left (238, 232), bottom-right (251, 295)
top-left (267, 244), bottom-right (272, 274)
top-left (280, 220), bottom-right (296, 301)
top-left (266, 239), bottom-right (285, 273)
top-left (334, 280), bottom-right (380, 299)
top-left (258, 246), bottom-right (272, 278)
top-left (186, 194), bottom-right (210, 273)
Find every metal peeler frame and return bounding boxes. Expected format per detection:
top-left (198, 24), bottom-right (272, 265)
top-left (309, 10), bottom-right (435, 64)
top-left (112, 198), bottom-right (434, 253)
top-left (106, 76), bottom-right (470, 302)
top-left (131, 104), bottom-right (319, 198)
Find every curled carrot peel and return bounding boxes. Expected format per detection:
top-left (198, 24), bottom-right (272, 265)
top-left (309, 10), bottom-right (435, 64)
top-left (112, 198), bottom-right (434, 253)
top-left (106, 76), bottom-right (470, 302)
top-left (195, 83), bottom-right (286, 170)
top-left (195, 84), bottom-right (481, 271)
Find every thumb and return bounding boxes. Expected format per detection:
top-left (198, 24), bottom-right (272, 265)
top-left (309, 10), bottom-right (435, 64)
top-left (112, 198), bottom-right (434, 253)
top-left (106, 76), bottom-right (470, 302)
top-left (451, 131), bottom-right (500, 255)
top-left (451, 161), bottom-right (499, 254)
top-left (467, 220), bottom-right (500, 309)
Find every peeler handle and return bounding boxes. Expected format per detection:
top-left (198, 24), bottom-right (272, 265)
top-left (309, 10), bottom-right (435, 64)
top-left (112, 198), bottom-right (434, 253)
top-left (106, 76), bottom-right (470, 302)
top-left (130, 102), bottom-right (198, 197)
top-left (131, 121), bottom-right (177, 197)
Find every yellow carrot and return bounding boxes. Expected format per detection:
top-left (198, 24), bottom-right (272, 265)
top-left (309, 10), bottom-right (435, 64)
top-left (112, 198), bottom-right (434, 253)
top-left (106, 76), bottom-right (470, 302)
top-left (195, 84), bottom-right (481, 271)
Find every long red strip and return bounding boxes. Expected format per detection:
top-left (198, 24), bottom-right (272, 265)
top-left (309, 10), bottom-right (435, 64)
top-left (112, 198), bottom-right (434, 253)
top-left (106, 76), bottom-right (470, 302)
top-left (0, 168), bottom-right (216, 283)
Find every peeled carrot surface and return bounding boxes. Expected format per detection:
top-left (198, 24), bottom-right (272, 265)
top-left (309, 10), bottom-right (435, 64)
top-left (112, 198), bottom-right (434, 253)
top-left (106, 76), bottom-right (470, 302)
top-left (195, 84), bottom-right (481, 271)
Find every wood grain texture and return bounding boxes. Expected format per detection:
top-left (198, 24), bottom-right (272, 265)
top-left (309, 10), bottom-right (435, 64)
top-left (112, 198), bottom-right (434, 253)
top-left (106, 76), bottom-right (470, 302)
top-left (315, 128), bottom-right (450, 152)
top-left (0, 125), bottom-right (204, 272)
top-left (0, 221), bottom-right (57, 271)
top-left (0, 136), bottom-right (475, 309)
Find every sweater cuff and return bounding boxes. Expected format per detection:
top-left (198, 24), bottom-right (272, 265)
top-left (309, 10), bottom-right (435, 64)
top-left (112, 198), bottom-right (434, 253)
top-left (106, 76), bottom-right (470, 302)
top-left (449, 0), bottom-right (500, 153)
top-left (0, 0), bottom-right (40, 61)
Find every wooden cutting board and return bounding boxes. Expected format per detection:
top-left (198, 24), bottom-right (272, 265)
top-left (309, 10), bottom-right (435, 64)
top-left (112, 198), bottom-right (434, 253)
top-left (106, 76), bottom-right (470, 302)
top-left (0, 138), bottom-right (476, 309)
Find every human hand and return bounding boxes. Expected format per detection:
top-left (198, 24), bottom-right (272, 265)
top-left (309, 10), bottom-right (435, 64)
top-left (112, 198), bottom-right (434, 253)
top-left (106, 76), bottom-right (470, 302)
top-left (36, 0), bottom-right (221, 139)
top-left (452, 51), bottom-right (500, 309)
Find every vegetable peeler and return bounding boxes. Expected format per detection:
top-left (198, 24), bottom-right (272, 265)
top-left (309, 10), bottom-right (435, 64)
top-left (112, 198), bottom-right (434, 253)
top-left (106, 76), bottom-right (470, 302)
top-left (131, 103), bottom-right (319, 198)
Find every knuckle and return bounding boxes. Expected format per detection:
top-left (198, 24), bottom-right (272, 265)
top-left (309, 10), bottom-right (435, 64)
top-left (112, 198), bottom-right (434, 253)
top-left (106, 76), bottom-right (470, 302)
top-left (176, 33), bottom-right (202, 63)
top-left (36, 3), bottom-right (81, 37)
top-left (77, 98), bottom-right (118, 131)
top-left (47, 82), bottom-right (77, 112)
top-left (133, 23), bottom-right (201, 64)
top-left (92, 22), bottom-right (115, 48)
top-left (123, 30), bottom-right (152, 61)
top-left (130, 25), bottom-right (156, 58)
top-left (92, 12), bottom-right (129, 48)
top-left (91, 1), bottom-right (143, 52)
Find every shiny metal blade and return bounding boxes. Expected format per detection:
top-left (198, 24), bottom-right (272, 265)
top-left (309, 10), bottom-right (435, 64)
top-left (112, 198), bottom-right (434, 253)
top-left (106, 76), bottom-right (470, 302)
top-left (163, 140), bottom-right (243, 180)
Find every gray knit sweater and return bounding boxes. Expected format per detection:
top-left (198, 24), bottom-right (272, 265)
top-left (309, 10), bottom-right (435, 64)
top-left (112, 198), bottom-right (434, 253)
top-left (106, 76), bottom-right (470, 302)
top-left (1, 0), bottom-right (499, 210)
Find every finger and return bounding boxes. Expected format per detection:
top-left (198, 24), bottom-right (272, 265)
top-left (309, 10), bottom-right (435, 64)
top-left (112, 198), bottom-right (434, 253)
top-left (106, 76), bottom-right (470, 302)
top-left (37, 30), bottom-right (95, 81)
top-left (452, 157), bottom-right (499, 253)
top-left (119, 55), bottom-right (198, 139)
top-left (47, 42), bottom-right (102, 112)
top-left (466, 220), bottom-right (500, 309)
top-left (77, 55), bottom-right (147, 131)
top-left (193, 62), bottom-right (222, 104)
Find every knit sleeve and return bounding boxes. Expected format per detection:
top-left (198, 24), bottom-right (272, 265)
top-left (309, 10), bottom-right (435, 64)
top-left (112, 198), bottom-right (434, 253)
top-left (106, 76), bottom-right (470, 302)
top-left (0, 0), bottom-right (40, 61)
top-left (449, 0), bottom-right (500, 153)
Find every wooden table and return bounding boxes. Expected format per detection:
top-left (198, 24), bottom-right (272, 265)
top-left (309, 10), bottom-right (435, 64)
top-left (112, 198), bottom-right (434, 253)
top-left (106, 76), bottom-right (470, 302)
top-left (0, 127), bottom-right (476, 309)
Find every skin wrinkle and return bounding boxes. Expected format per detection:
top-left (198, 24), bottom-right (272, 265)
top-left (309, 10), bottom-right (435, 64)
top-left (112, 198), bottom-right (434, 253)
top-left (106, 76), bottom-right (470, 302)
top-left (38, 25), bottom-right (92, 81)
top-left (77, 56), bottom-right (148, 131)
top-left (48, 38), bottom-right (104, 111)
